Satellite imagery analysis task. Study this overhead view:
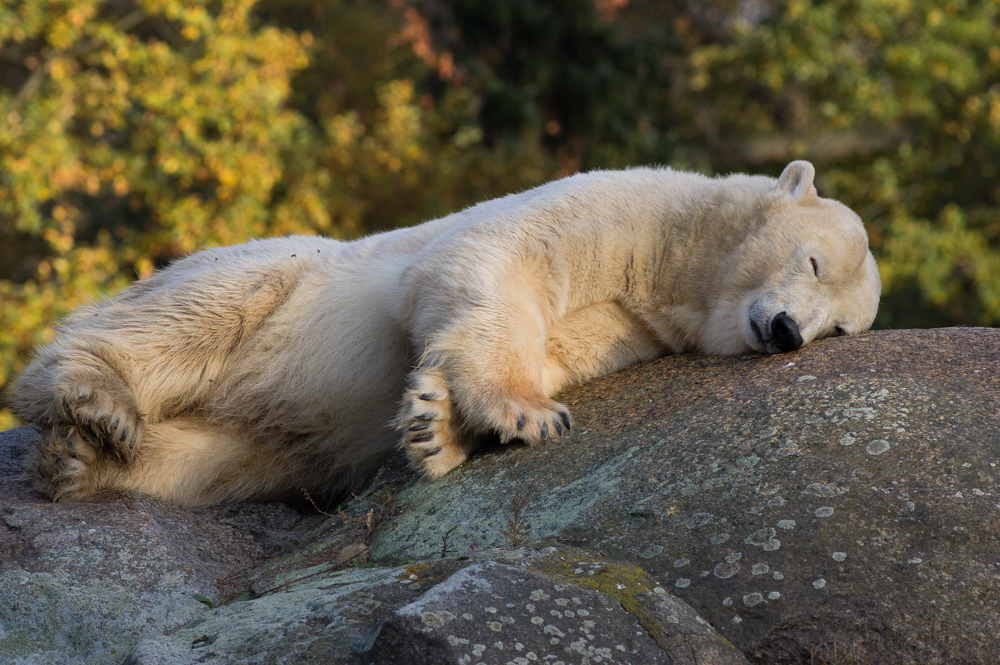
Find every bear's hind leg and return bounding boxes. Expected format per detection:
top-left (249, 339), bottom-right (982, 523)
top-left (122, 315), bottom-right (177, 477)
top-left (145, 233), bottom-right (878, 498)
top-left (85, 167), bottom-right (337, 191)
top-left (55, 364), bottom-right (143, 460)
top-left (397, 364), bottom-right (485, 478)
top-left (17, 350), bottom-right (144, 463)
top-left (16, 345), bottom-right (150, 501)
top-left (28, 423), bottom-right (111, 501)
top-left (29, 417), bottom-right (313, 506)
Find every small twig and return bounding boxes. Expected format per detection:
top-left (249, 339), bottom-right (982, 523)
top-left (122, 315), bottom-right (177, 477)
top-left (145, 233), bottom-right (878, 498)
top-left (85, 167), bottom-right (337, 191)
top-left (301, 486), bottom-right (398, 532)
top-left (253, 566), bottom-right (346, 598)
top-left (440, 524), bottom-right (459, 558)
top-left (301, 488), bottom-right (339, 517)
top-left (500, 490), bottom-right (532, 547)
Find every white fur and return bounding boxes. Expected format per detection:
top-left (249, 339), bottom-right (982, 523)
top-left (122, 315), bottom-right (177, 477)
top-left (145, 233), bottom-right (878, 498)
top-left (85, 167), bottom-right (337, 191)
top-left (14, 161), bottom-right (880, 506)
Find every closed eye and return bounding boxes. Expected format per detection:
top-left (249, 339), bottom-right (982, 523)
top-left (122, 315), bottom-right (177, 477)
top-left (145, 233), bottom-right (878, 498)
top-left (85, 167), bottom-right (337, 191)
top-left (810, 257), bottom-right (819, 277)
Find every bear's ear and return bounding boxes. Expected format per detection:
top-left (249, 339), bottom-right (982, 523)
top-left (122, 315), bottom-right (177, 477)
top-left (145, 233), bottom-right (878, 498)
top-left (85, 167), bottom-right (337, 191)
top-left (775, 160), bottom-right (817, 202)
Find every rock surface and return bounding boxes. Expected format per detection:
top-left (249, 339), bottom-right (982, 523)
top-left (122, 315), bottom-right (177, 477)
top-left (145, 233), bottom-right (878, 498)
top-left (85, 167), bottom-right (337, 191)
top-left (372, 328), bottom-right (1000, 664)
top-left (0, 426), bottom-right (317, 665)
top-left (1, 328), bottom-right (998, 664)
top-left (365, 558), bottom-right (746, 665)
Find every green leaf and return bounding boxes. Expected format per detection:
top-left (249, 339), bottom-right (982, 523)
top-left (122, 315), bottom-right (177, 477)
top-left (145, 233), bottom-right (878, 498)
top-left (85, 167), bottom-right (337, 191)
top-left (193, 593), bottom-right (215, 608)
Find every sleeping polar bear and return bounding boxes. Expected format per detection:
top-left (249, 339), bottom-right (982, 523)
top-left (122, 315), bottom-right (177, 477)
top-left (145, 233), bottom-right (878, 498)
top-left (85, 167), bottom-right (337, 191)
top-left (14, 161), bottom-right (880, 507)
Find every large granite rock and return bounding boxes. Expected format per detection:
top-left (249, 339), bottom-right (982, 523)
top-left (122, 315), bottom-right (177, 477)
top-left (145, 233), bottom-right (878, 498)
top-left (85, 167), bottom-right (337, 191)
top-left (1, 328), bottom-right (997, 664)
top-left (370, 328), bottom-right (1000, 664)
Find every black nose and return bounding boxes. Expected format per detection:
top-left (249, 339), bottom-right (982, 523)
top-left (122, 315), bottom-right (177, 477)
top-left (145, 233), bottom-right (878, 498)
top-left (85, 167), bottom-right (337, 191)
top-left (771, 312), bottom-right (803, 353)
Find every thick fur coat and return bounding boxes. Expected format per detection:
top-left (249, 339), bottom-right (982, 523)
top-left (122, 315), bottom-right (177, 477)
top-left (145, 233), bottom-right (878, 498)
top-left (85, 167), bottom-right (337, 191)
top-left (14, 161), bottom-right (881, 506)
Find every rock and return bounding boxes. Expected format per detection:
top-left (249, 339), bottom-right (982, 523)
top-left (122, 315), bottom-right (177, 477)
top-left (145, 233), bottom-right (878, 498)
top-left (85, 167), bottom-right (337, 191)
top-left (364, 558), bottom-right (747, 665)
top-left (123, 548), bottom-right (742, 665)
top-left (2, 328), bottom-right (999, 664)
top-left (121, 564), bottom-right (417, 665)
top-left (0, 426), bottom-right (317, 665)
top-left (369, 328), bottom-right (1000, 664)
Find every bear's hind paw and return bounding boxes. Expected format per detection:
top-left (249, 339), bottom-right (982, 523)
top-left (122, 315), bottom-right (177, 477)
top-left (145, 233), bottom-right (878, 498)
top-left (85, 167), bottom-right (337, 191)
top-left (54, 372), bottom-right (144, 461)
top-left (28, 425), bottom-right (104, 502)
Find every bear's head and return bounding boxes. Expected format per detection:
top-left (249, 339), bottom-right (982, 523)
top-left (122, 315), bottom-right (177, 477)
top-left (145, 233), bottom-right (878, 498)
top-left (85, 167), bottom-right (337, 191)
top-left (705, 160), bottom-right (881, 355)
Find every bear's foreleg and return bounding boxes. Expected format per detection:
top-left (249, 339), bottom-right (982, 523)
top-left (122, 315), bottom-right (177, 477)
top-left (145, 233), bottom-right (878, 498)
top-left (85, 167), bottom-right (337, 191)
top-left (397, 299), bottom-right (668, 478)
top-left (396, 352), bottom-right (569, 477)
top-left (399, 295), bottom-right (575, 476)
top-left (541, 302), bottom-right (666, 393)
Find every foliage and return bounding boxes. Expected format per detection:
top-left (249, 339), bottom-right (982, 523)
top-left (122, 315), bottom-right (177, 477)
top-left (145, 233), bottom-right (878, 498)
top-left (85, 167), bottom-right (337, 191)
top-left (1, 0), bottom-right (998, 428)
top-left (409, 0), bottom-right (679, 170)
top-left (420, 0), bottom-right (1000, 328)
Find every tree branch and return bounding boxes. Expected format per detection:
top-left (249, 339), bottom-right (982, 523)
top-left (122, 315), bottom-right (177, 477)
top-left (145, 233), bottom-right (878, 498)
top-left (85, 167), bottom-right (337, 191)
top-left (722, 127), bottom-right (912, 167)
top-left (14, 8), bottom-right (147, 107)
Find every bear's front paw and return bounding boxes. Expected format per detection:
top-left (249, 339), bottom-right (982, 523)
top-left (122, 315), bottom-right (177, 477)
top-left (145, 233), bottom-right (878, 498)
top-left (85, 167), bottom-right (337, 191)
top-left (397, 367), bottom-right (471, 479)
top-left (494, 395), bottom-right (572, 446)
top-left (54, 371), bottom-right (144, 460)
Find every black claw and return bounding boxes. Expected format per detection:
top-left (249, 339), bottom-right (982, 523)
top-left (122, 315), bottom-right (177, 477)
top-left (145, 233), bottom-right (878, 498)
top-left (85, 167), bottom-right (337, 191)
top-left (560, 411), bottom-right (572, 431)
top-left (540, 422), bottom-right (549, 440)
top-left (411, 433), bottom-right (434, 443)
top-left (424, 447), bottom-right (442, 457)
top-left (554, 420), bottom-right (563, 436)
top-left (418, 393), bottom-right (437, 401)
top-left (408, 423), bottom-right (429, 432)
top-left (414, 413), bottom-right (434, 421)
top-left (517, 413), bottom-right (526, 430)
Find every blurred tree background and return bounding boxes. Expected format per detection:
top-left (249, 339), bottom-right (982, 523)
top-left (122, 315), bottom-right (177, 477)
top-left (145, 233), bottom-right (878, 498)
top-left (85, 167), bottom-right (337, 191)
top-left (1, 0), bottom-right (998, 428)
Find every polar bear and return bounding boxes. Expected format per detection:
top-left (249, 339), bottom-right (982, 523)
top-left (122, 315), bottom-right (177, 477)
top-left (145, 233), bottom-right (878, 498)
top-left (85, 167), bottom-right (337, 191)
top-left (14, 161), bottom-right (880, 507)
